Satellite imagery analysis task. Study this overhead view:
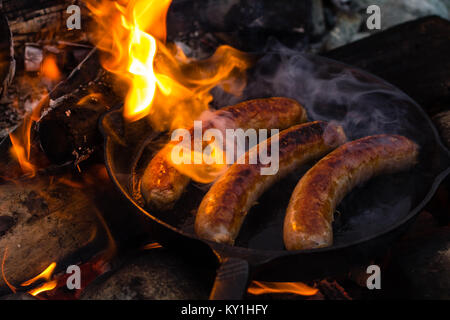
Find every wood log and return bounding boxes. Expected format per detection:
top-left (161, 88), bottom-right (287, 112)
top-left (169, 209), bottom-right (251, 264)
top-left (0, 12), bottom-right (15, 98)
top-left (37, 49), bottom-right (124, 165)
top-left (0, 171), bottom-right (110, 295)
top-left (325, 16), bottom-right (450, 117)
top-left (1, 0), bottom-right (68, 20)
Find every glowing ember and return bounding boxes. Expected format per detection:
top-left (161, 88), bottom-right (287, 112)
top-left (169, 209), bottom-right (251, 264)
top-left (41, 56), bottom-right (61, 81)
top-left (248, 281), bottom-right (319, 297)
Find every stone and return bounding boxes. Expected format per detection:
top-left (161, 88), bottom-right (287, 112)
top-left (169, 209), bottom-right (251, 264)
top-left (323, 11), bottom-right (363, 50)
top-left (332, 0), bottom-right (449, 31)
top-left (311, 0), bottom-right (326, 37)
top-left (80, 248), bottom-right (212, 300)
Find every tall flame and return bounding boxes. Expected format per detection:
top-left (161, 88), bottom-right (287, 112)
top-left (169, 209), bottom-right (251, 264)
top-left (87, 0), bottom-right (251, 130)
top-left (9, 96), bottom-right (47, 177)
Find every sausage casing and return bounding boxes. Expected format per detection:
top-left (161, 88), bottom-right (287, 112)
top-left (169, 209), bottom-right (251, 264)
top-left (195, 121), bottom-right (347, 244)
top-left (141, 97), bottom-right (307, 210)
top-left (283, 134), bottom-right (419, 251)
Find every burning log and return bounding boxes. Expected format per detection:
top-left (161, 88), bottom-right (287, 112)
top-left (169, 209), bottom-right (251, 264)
top-left (37, 49), bottom-right (123, 165)
top-left (3, 0), bottom-right (88, 55)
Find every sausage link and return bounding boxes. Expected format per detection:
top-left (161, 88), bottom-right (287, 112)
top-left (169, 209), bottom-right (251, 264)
top-left (283, 134), bottom-right (419, 251)
top-left (195, 121), bottom-right (347, 244)
top-left (141, 97), bottom-right (307, 210)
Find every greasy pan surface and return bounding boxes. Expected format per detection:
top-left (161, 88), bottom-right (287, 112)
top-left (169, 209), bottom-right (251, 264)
top-left (102, 53), bottom-right (450, 271)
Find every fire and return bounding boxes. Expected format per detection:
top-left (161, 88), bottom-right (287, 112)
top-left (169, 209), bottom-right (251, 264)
top-left (21, 262), bottom-right (56, 286)
top-left (27, 280), bottom-right (57, 297)
top-left (8, 89), bottom-right (49, 177)
top-left (87, 0), bottom-right (251, 183)
top-left (20, 262), bottom-right (57, 297)
top-left (87, 0), bottom-right (251, 130)
top-left (247, 281), bottom-right (319, 297)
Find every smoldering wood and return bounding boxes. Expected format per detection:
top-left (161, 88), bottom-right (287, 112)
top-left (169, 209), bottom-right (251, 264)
top-left (37, 49), bottom-right (123, 165)
top-left (325, 16), bottom-right (450, 117)
top-left (0, 71), bottom-right (47, 139)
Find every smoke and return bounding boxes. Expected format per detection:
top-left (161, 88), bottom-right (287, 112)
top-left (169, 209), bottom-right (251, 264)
top-left (207, 42), bottom-right (428, 248)
top-left (211, 42), bottom-right (421, 142)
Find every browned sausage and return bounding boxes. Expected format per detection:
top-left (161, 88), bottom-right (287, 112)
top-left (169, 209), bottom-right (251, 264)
top-left (141, 98), bottom-right (308, 210)
top-left (283, 134), bottom-right (419, 251)
top-left (195, 121), bottom-right (347, 244)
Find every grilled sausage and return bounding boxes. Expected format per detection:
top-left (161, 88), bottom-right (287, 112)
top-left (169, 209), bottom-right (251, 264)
top-left (141, 97), bottom-right (307, 210)
top-left (195, 121), bottom-right (347, 244)
top-left (283, 134), bottom-right (419, 251)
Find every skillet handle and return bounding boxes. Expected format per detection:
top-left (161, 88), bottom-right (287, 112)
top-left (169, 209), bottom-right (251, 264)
top-left (209, 257), bottom-right (250, 300)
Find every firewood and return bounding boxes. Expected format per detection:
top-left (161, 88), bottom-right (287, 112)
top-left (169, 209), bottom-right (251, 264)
top-left (37, 49), bottom-right (124, 165)
top-left (0, 12), bottom-right (15, 98)
top-left (0, 173), bottom-right (108, 295)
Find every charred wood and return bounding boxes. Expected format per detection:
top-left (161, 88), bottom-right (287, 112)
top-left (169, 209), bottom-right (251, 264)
top-left (38, 49), bottom-right (123, 165)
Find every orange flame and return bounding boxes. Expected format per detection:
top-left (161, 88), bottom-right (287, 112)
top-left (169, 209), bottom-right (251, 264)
top-left (8, 93), bottom-right (48, 177)
top-left (20, 262), bottom-right (57, 297)
top-left (21, 262), bottom-right (56, 286)
top-left (1, 248), bottom-right (17, 294)
top-left (87, 0), bottom-right (251, 129)
top-left (28, 280), bottom-right (58, 296)
top-left (248, 281), bottom-right (319, 297)
top-left (87, 0), bottom-right (251, 183)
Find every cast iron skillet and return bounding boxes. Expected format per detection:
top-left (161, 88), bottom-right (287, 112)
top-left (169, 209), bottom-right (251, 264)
top-left (100, 53), bottom-right (450, 299)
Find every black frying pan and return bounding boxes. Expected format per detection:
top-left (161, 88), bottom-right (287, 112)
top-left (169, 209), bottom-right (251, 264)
top-left (100, 53), bottom-right (450, 299)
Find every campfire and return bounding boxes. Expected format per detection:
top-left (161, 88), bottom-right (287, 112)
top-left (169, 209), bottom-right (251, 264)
top-left (0, 0), bottom-right (449, 302)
